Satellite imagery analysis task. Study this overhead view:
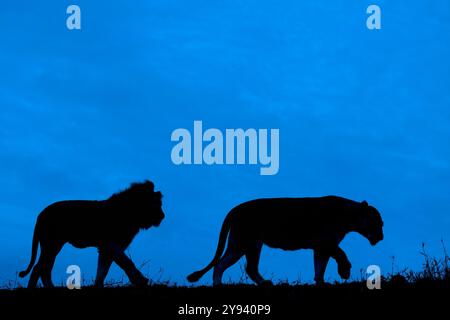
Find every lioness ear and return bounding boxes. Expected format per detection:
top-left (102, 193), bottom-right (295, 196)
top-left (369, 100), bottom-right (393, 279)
top-left (145, 180), bottom-right (155, 191)
top-left (361, 200), bottom-right (369, 207)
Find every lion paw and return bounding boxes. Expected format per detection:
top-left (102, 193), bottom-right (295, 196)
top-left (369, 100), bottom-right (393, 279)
top-left (260, 280), bottom-right (273, 287)
top-left (132, 275), bottom-right (149, 288)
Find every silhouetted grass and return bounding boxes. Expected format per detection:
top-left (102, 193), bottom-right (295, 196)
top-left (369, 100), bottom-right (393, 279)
top-left (381, 241), bottom-right (449, 287)
top-left (1, 244), bottom-right (448, 319)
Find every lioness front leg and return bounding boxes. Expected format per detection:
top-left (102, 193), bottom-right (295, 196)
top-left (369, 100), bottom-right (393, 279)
top-left (105, 245), bottom-right (149, 287)
top-left (313, 250), bottom-right (331, 284)
top-left (331, 247), bottom-right (351, 280)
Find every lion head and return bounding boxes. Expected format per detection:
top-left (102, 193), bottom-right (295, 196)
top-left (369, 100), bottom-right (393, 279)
top-left (357, 200), bottom-right (384, 246)
top-left (107, 180), bottom-right (165, 229)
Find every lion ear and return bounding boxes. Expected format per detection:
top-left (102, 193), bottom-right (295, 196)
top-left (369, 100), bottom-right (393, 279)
top-left (361, 200), bottom-right (369, 207)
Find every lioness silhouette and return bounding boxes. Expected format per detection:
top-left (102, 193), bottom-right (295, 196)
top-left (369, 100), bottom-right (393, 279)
top-left (19, 180), bottom-right (164, 288)
top-left (188, 196), bottom-right (383, 285)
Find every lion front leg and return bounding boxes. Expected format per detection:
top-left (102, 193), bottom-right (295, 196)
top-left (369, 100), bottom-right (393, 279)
top-left (104, 245), bottom-right (149, 287)
top-left (95, 250), bottom-right (113, 287)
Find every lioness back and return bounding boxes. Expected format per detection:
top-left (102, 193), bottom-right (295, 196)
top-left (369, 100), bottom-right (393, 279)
top-left (228, 196), bottom-right (359, 250)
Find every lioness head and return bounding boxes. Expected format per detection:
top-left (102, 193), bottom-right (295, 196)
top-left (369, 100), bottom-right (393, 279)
top-left (357, 201), bottom-right (384, 246)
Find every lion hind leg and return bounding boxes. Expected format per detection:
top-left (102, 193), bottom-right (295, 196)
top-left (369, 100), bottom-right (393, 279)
top-left (95, 250), bottom-right (113, 287)
top-left (27, 245), bottom-right (60, 288)
top-left (40, 244), bottom-right (63, 288)
top-left (27, 262), bottom-right (41, 288)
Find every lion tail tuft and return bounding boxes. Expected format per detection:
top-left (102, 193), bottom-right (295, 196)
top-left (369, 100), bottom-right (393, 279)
top-left (19, 219), bottom-right (40, 278)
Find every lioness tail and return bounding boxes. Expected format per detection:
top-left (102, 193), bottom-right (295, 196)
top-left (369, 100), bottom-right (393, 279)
top-left (187, 212), bottom-right (233, 282)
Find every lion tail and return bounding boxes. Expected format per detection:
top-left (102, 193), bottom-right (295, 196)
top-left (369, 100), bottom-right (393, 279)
top-left (187, 212), bottom-right (233, 283)
top-left (19, 219), bottom-right (40, 278)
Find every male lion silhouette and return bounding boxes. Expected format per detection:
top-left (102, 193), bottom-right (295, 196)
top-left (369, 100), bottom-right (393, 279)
top-left (19, 180), bottom-right (165, 288)
top-left (188, 196), bottom-right (383, 285)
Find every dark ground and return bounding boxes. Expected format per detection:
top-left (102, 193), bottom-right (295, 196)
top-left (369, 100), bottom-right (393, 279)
top-left (1, 280), bottom-right (448, 319)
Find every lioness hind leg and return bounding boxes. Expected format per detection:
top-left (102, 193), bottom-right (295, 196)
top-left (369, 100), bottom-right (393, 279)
top-left (245, 242), bottom-right (271, 286)
top-left (213, 245), bottom-right (244, 286)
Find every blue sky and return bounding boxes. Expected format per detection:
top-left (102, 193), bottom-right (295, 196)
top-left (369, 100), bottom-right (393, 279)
top-left (0, 0), bottom-right (449, 286)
